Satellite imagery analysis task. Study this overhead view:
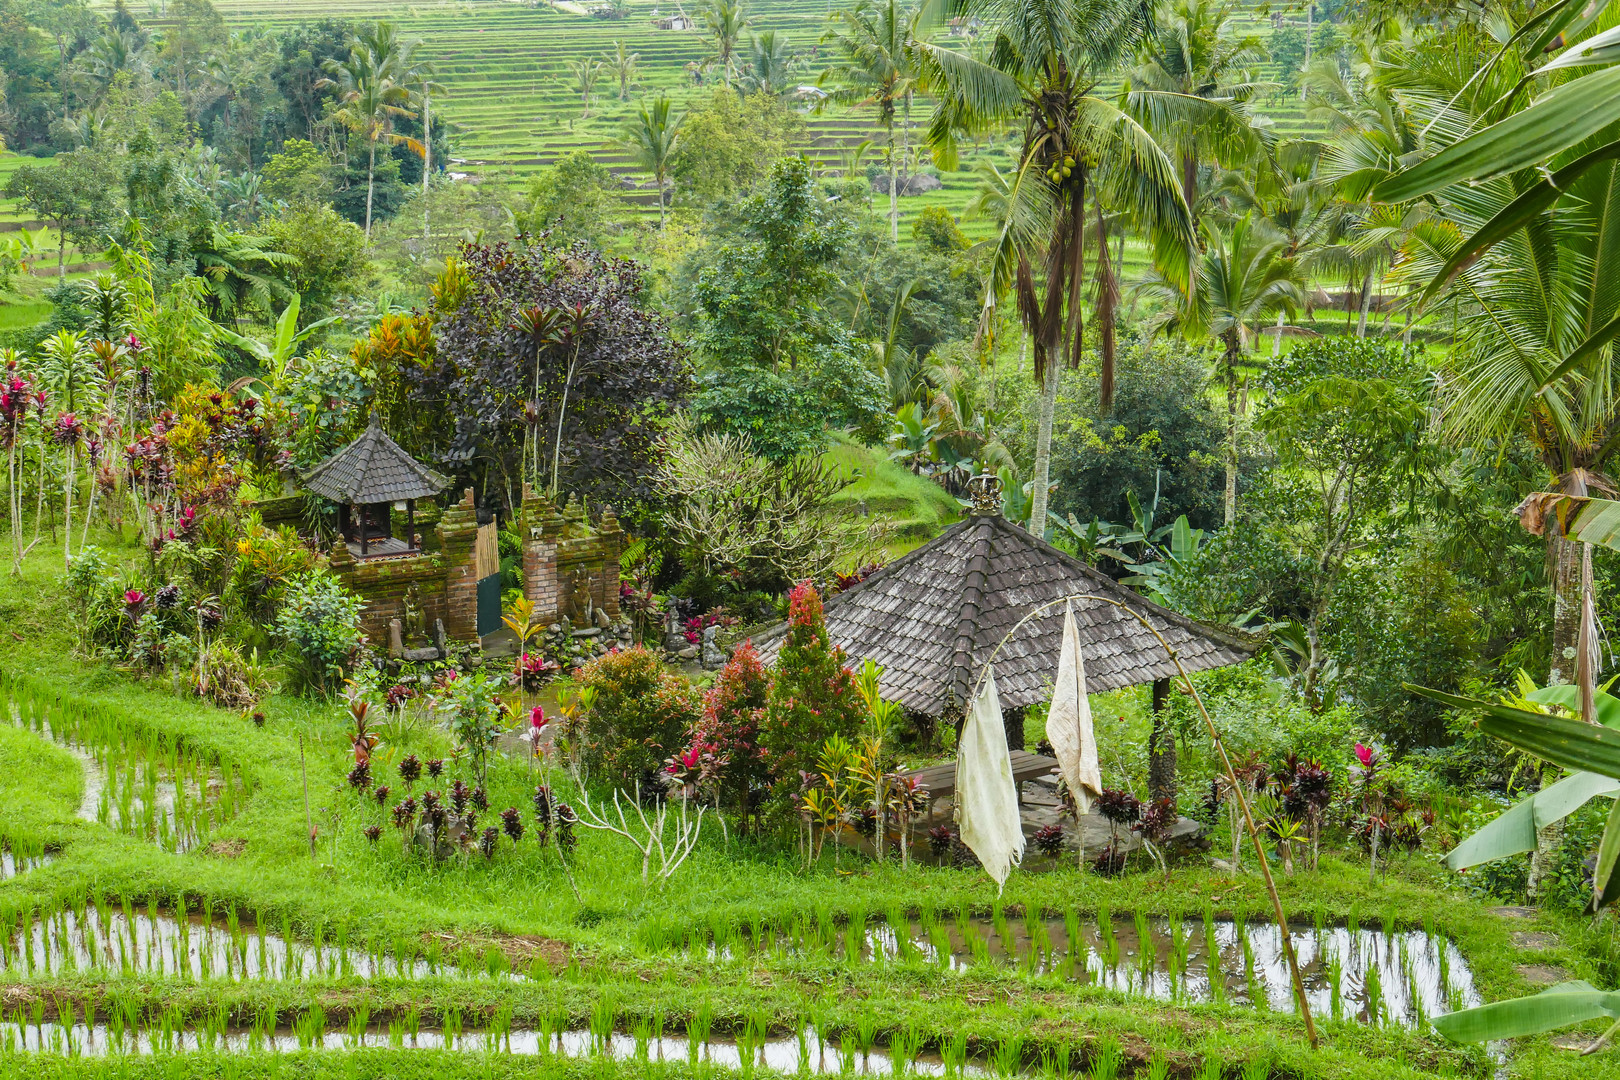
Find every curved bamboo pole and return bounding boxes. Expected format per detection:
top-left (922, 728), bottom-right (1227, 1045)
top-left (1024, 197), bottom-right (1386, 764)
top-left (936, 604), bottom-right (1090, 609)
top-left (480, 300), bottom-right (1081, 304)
top-left (967, 592), bottom-right (1320, 1048)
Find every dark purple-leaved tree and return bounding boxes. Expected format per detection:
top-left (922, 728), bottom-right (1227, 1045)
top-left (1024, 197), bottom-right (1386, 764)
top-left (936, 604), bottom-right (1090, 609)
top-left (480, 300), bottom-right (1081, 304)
top-left (415, 238), bottom-right (689, 514)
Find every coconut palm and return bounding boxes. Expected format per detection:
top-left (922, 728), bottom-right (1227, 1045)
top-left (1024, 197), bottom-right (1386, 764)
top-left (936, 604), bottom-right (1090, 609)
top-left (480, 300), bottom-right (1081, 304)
top-left (737, 30), bottom-right (799, 97)
top-left (1124, 0), bottom-right (1272, 220)
top-left (1138, 214), bottom-right (1306, 525)
top-left (915, 0), bottom-right (1192, 536)
top-left (606, 41), bottom-right (641, 100)
top-left (404, 58), bottom-right (447, 244)
top-left (78, 28), bottom-right (150, 105)
top-left (615, 96), bottom-right (684, 227)
top-left (319, 23), bottom-right (421, 246)
top-left (566, 58), bottom-right (605, 118)
top-left (701, 0), bottom-right (749, 86)
top-left (1212, 140), bottom-right (1353, 350)
top-left (818, 0), bottom-right (924, 242)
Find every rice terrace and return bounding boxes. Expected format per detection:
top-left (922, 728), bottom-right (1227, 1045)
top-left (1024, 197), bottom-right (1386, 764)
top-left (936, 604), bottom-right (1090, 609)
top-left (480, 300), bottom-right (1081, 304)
top-left (1, 0), bottom-right (1619, 1076)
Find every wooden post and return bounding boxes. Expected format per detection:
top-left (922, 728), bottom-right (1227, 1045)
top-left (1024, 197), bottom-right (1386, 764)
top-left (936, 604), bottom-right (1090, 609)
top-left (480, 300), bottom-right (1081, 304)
top-left (358, 504), bottom-right (368, 557)
top-left (407, 499), bottom-right (417, 552)
top-left (1148, 677), bottom-right (1177, 810)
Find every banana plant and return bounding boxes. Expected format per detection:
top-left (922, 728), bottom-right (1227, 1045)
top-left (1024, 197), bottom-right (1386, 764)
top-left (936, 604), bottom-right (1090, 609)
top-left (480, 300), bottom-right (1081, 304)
top-left (1406, 681), bottom-right (1620, 1052)
top-left (216, 294), bottom-right (340, 395)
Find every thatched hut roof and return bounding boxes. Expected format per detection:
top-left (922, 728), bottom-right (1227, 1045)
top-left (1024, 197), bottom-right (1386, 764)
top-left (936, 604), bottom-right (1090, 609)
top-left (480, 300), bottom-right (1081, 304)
top-left (754, 510), bottom-right (1257, 717)
top-left (304, 421), bottom-right (448, 505)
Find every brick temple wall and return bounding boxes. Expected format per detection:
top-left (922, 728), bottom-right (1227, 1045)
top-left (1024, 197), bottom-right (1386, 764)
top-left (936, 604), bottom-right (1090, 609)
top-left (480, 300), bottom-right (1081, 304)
top-left (331, 485), bottom-right (623, 647)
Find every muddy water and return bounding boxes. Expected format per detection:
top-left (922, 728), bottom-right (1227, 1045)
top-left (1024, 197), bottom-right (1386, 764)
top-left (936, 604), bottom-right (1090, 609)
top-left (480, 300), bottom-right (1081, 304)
top-left (0, 903), bottom-right (524, 981)
top-left (0, 1021), bottom-right (981, 1074)
top-left (716, 916), bottom-right (1479, 1030)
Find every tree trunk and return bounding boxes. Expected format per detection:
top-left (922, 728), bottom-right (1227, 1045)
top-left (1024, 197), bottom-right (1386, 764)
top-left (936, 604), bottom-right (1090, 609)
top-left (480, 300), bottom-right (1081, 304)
top-left (657, 167), bottom-right (666, 228)
top-left (1355, 270), bottom-right (1373, 338)
top-left (58, 232), bottom-right (66, 279)
top-left (422, 91), bottom-right (432, 246)
top-left (1180, 152), bottom-right (1198, 223)
top-left (887, 127), bottom-right (898, 242)
top-left (364, 140), bottom-right (376, 248)
top-left (1028, 359), bottom-right (1060, 535)
top-left (1148, 678), bottom-right (1177, 810)
top-left (1532, 522), bottom-right (1584, 899)
top-left (1223, 339), bottom-right (1240, 526)
top-left (1302, 3), bottom-right (1313, 101)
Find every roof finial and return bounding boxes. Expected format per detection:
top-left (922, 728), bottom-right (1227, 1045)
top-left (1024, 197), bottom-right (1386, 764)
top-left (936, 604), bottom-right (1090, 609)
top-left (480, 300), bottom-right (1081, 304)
top-left (967, 473), bottom-right (1003, 516)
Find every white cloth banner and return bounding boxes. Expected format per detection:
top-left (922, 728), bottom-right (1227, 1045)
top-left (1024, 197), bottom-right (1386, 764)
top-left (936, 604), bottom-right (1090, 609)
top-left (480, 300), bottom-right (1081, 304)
top-left (955, 669), bottom-right (1024, 888)
top-left (1046, 601), bottom-right (1103, 814)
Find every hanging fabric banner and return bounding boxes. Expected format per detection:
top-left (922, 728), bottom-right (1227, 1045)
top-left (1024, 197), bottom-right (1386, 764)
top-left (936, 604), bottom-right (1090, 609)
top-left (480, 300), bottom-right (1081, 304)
top-left (956, 669), bottom-right (1025, 888)
top-left (1047, 600), bottom-right (1103, 813)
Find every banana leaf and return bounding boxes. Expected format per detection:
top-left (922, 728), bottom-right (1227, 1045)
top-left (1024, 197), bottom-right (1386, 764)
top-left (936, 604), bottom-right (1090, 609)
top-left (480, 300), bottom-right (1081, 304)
top-left (1373, 66), bottom-right (1620, 203)
top-left (1434, 981), bottom-right (1620, 1043)
top-left (1444, 771), bottom-right (1620, 870)
top-left (1404, 685), bottom-right (1620, 777)
top-left (1597, 798), bottom-right (1620, 910)
top-left (1527, 683), bottom-right (1620, 730)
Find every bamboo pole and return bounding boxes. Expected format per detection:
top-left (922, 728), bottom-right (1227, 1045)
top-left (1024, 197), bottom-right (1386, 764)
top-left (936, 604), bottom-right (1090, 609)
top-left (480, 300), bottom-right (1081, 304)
top-left (967, 592), bottom-right (1320, 1048)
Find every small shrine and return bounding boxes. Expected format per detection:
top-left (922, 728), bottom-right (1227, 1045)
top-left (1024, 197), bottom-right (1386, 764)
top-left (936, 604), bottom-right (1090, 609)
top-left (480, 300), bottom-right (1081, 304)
top-left (304, 421), bottom-right (449, 559)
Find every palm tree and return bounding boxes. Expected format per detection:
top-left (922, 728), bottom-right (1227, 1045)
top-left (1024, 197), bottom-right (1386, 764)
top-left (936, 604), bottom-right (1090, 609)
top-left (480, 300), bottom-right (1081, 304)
top-left (737, 30), bottom-right (798, 97)
top-left (1212, 140), bottom-right (1352, 351)
top-left (701, 0), bottom-right (749, 86)
top-left (606, 41), bottom-right (640, 100)
top-left (78, 29), bottom-right (149, 105)
top-left (401, 62), bottom-right (446, 247)
top-left (916, 0), bottom-right (1192, 537)
top-left (1125, 0), bottom-right (1271, 220)
top-left (1377, 53), bottom-right (1620, 899)
top-left (1138, 214), bottom-right (1306, 525)
top-left (819, 0), bottom-right (922, 242)
top-left (615, 96), bottom-right (684, 228)
top-left (566, 58), bottom-right (604, 118)
top-left (319, 23), bottom-right (421, 247)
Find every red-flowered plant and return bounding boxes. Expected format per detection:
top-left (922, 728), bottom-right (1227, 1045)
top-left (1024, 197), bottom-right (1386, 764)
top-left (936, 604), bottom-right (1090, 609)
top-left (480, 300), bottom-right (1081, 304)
top-left (759, 583), bottom-right (865, 804)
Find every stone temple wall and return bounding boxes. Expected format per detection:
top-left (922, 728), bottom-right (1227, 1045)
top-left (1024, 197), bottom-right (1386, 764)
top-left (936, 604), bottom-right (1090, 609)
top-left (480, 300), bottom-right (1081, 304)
top-left (326, 485), bottom-right (621, 650)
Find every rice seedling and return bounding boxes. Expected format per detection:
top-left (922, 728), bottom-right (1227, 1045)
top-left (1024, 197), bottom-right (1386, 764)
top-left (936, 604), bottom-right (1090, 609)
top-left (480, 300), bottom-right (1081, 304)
top-left (1086, 1036), bottom-right (1121, 1080)
top-left (991, 1035), bottom-right (1023, 1077)
top-left (943, 1031), bottom-right (968, 1077)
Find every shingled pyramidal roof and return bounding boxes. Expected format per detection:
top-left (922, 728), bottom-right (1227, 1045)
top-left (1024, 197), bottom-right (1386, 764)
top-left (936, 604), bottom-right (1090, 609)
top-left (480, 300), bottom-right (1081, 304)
top-left (755, 511), bottom-right (1257, 718)
top-left (303, 421), bottom-right (449, 505)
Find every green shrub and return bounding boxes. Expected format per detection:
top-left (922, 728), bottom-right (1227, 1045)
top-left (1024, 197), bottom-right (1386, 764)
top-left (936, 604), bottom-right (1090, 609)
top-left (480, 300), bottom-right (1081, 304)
top-left (759, 582), bottom-right (867, 800)
top-left (275, 570), bottom-right (365, 697)
top-left (573, 645), bottom-right (701, 783)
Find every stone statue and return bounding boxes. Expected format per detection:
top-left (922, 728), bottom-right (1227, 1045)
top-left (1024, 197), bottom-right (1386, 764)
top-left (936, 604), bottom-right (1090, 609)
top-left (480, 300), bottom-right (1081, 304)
top-left (402, 583), bottom-right (428, 644)
top-left (701, 624), bottom-right (725, 670)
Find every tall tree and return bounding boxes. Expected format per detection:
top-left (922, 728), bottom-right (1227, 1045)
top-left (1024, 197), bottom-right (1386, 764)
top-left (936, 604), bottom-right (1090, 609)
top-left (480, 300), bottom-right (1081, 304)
top-left (1125, 0), bottom-right (1270, 220)
top-left (1365, 12), bottom-right (1620, 897)
top-left (615, 96), bottom-right (684, 228)
top-left (818, 0), bottom-right (922, 242)
top-left (565, 58), bottom-right (604, 118)
top-left (916, 0), bottom-right (1192, 537)
top-left (318, 22), bottom-right (421, 246)
top-left (1140, 214), bottom-right (1306, 524)
top-left (701, 0), bottom-right (749, 86)
top-left (737, 30), bottom-right (799, 97)
top-left (606, 40), bottom-right (640, 100)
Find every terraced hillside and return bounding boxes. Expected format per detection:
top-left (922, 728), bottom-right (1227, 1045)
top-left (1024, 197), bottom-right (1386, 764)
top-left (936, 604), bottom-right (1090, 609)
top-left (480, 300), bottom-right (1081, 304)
top-left (149, 0), bottom-right (1323, 245)
top-left (2, 0), bottom-right (1329, 307)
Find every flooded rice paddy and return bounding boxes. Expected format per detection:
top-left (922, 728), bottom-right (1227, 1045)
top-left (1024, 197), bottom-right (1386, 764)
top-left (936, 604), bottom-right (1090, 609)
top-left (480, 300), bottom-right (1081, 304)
top-left (6, 695), bottom-right (248, 854)
top-left (681, 910), bottom-right (1479, 1029)
top-left (3, 1017), bottom-right (987, 1074)
top-left (0, 900), bottom-right (526, 981)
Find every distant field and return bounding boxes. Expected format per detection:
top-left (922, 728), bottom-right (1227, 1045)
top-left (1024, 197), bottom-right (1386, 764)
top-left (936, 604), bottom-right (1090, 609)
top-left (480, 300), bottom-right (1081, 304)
top-left (0, 1), bottom-right (1331, 337)
top-left (107, 0), bottom-right (1324, 246)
